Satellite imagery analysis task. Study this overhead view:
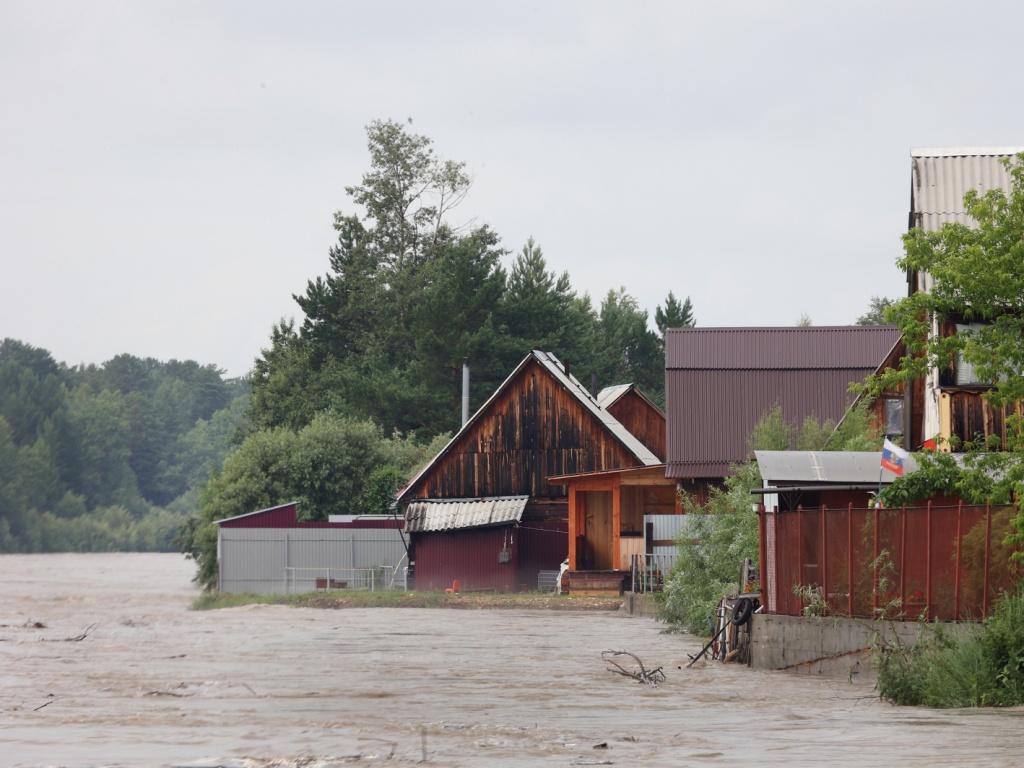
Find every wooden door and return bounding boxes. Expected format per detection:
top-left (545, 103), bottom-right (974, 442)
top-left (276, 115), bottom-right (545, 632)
top-left (583, 491), bottom-right (613, 570)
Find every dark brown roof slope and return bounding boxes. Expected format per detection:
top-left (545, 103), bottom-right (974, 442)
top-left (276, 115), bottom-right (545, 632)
top-left (665, 326), bottom-right (901, 479)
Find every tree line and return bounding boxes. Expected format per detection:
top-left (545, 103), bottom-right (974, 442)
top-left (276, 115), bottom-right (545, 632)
top-left (0, 339), bottom-right (247, 552)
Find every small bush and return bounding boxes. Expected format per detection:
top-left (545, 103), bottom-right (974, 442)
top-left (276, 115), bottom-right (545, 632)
top-left (876, 588), bottom-right (1024, 708)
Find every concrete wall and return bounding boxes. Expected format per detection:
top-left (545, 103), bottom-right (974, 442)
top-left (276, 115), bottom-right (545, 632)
top-left (751, 613), bottom-right (980, 680)
top-left (619, 592), bottom-right (660, 617)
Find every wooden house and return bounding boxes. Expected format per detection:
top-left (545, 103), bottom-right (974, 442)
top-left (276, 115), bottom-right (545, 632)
top-left (908, 147), bottom-right (1024, 451)
top-left (397, 351), bottom-right (661, 592)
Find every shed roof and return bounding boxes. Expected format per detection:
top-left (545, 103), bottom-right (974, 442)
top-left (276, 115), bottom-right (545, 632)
top-left (911, 147), bottom-right (1023, 232)
top-left (214, 501), bottom-right (300, 526)
top-left (404, 496), bottom-right (529, 533)
top-left (397, 351), bottom-right (659, 504)
top-left (665, 327), bottom-right (900, 479)
top-left (754, 450), bottom-right (919, 485)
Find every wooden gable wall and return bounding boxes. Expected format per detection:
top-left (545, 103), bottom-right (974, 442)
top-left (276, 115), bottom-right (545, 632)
top-left (409, 359), bottom-right (643, 500)
top-left (605, 391), bottom-right (666, 461)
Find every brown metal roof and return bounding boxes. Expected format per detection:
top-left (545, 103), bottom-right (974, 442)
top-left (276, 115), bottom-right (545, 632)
top-left (666, 326), bottom-right (901, 370)
top-left (665, 327), bottom-right (901, 479)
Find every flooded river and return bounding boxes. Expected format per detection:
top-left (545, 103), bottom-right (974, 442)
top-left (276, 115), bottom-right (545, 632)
top-left (1, 553), bottom-right (1022, 767)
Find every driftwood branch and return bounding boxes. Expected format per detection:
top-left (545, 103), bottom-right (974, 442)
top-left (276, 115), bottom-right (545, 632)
top-left (33, 697), bottom-right (55, 711)
top-left (41, 623), bottom-right (98, 643)
top-left (601, 650), bottom-right (666, 686)
top-left (64, 623), bottom-right (97, 642)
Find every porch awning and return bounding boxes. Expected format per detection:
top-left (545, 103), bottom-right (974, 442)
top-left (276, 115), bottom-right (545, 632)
top-left (404, 496), bottom-right (529, 533)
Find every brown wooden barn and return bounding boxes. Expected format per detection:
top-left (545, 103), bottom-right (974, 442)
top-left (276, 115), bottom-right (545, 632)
top-left (396, 350), bottom-right (662, 592)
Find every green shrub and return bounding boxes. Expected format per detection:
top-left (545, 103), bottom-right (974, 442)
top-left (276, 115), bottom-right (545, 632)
top-left (875, 625), bottom-right (946, 706)
top-left (876, 588), bottom-right (1024, 708)
top-left (660, 463), bottom-right (760, 635)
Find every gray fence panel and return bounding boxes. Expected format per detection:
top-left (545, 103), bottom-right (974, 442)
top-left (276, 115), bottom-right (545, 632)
top-left (218, 528), bottom-right (406, 594)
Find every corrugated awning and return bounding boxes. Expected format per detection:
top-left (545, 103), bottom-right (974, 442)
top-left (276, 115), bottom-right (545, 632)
top-left (754, 450), bottom-right (920, 484)
top-left (404, 496), bottom-right (529, 533)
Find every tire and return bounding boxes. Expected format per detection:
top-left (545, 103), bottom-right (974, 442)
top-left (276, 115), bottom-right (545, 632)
top-left (731, 597), bottom-right (754, 626)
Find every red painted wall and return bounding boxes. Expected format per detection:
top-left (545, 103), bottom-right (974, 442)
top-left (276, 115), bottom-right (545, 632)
top-left (411, 520), bottom-right (568, 592)
top-left (412, 527), bottom-right (517, 591)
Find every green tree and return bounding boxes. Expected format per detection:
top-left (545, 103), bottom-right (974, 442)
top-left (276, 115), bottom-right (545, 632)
top-left (182, 414), bottom-right (445, 589)
top-left (590, 288), bottom-right (664, 401)
top-left (655, 291), bottom-right (695, 334)
top-left (252, 119), bottom-right (498, 437)
top-left (857, 296), bottom-right (895, 326)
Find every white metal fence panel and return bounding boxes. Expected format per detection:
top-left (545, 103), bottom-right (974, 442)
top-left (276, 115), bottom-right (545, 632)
top-left (218, 527), bottom-right (407, 594)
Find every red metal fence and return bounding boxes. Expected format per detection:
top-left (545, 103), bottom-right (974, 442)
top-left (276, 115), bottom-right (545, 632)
top-left (759, 503), bottom-right (1021, 620)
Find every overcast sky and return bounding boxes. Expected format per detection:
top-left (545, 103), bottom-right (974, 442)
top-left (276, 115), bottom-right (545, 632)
top-left (2, 2), bottom-right (1022, 377)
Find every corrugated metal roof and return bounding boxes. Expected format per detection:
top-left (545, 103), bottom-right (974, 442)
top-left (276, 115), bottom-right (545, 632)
top-left (534, 351), bottom-right (660, 467)
top-left (911, 147), bottom-right (1023, 232)
top-left (397, 351), bottom-right (659, 505)
top-left (665, 326), bottom-right (901, 370)
top-left (596, 383), bottom-right (632, 408)
top-left (665, 327), bottom-right (898, 479)
top-left (404, 496), bottom-right (529, 533)
top-left (754, 451), bottom-right (919, 484)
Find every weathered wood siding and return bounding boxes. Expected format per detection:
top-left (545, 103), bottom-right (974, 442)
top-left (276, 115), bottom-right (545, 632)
top-left (605, 391), bottom-right (666, 461)
top-left (949, 392), bottom-right (1021, 449)
top-left (411, 359), bottom-right (642, 500)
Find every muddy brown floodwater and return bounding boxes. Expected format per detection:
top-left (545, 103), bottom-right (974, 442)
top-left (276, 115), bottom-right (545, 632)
top-left (2, 554), bottom-right (1023, 767)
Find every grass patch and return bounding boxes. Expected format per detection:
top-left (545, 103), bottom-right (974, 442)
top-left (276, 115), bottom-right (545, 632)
top-left (191, 589), bottom-right (623, 612)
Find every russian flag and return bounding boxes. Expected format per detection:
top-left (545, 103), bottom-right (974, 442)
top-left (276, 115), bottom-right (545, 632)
top-left (881, 438), bottom-right (909, 476)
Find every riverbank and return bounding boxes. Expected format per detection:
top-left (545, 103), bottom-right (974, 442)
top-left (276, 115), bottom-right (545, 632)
top-left (192, 589), bottom-right (624, 612)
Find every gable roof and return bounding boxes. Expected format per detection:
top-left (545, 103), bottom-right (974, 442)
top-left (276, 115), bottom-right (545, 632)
top-left (397, 350), bottom-right (660, 504)
top-left (666, 326), bottom-right (902, 370)
top-left (214, 501), bottom-right (300, 526)
top-left (597, 383), bottom-right (665, 416)
top-left (911, 147), bottom-right (1023, 232)
top-left (596, 384), bottom-right (632, 408)
top-left (665, 326), bottom-right (901, 479)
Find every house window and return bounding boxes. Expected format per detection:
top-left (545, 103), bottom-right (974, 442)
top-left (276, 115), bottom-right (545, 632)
top-left (883, 397), bottom-right (903, 439)
top-left (954, 323), bottom-right (986, 386)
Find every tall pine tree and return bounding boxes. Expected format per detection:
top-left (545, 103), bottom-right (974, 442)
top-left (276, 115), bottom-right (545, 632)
top-left (655, 291), bottom-right (695, 335)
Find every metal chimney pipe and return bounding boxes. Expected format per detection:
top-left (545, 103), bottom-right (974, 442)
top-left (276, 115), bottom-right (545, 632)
top-left (461, 361), bottom-right (470, 426)
top-left (591, 372), bottom-right (598, 398)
